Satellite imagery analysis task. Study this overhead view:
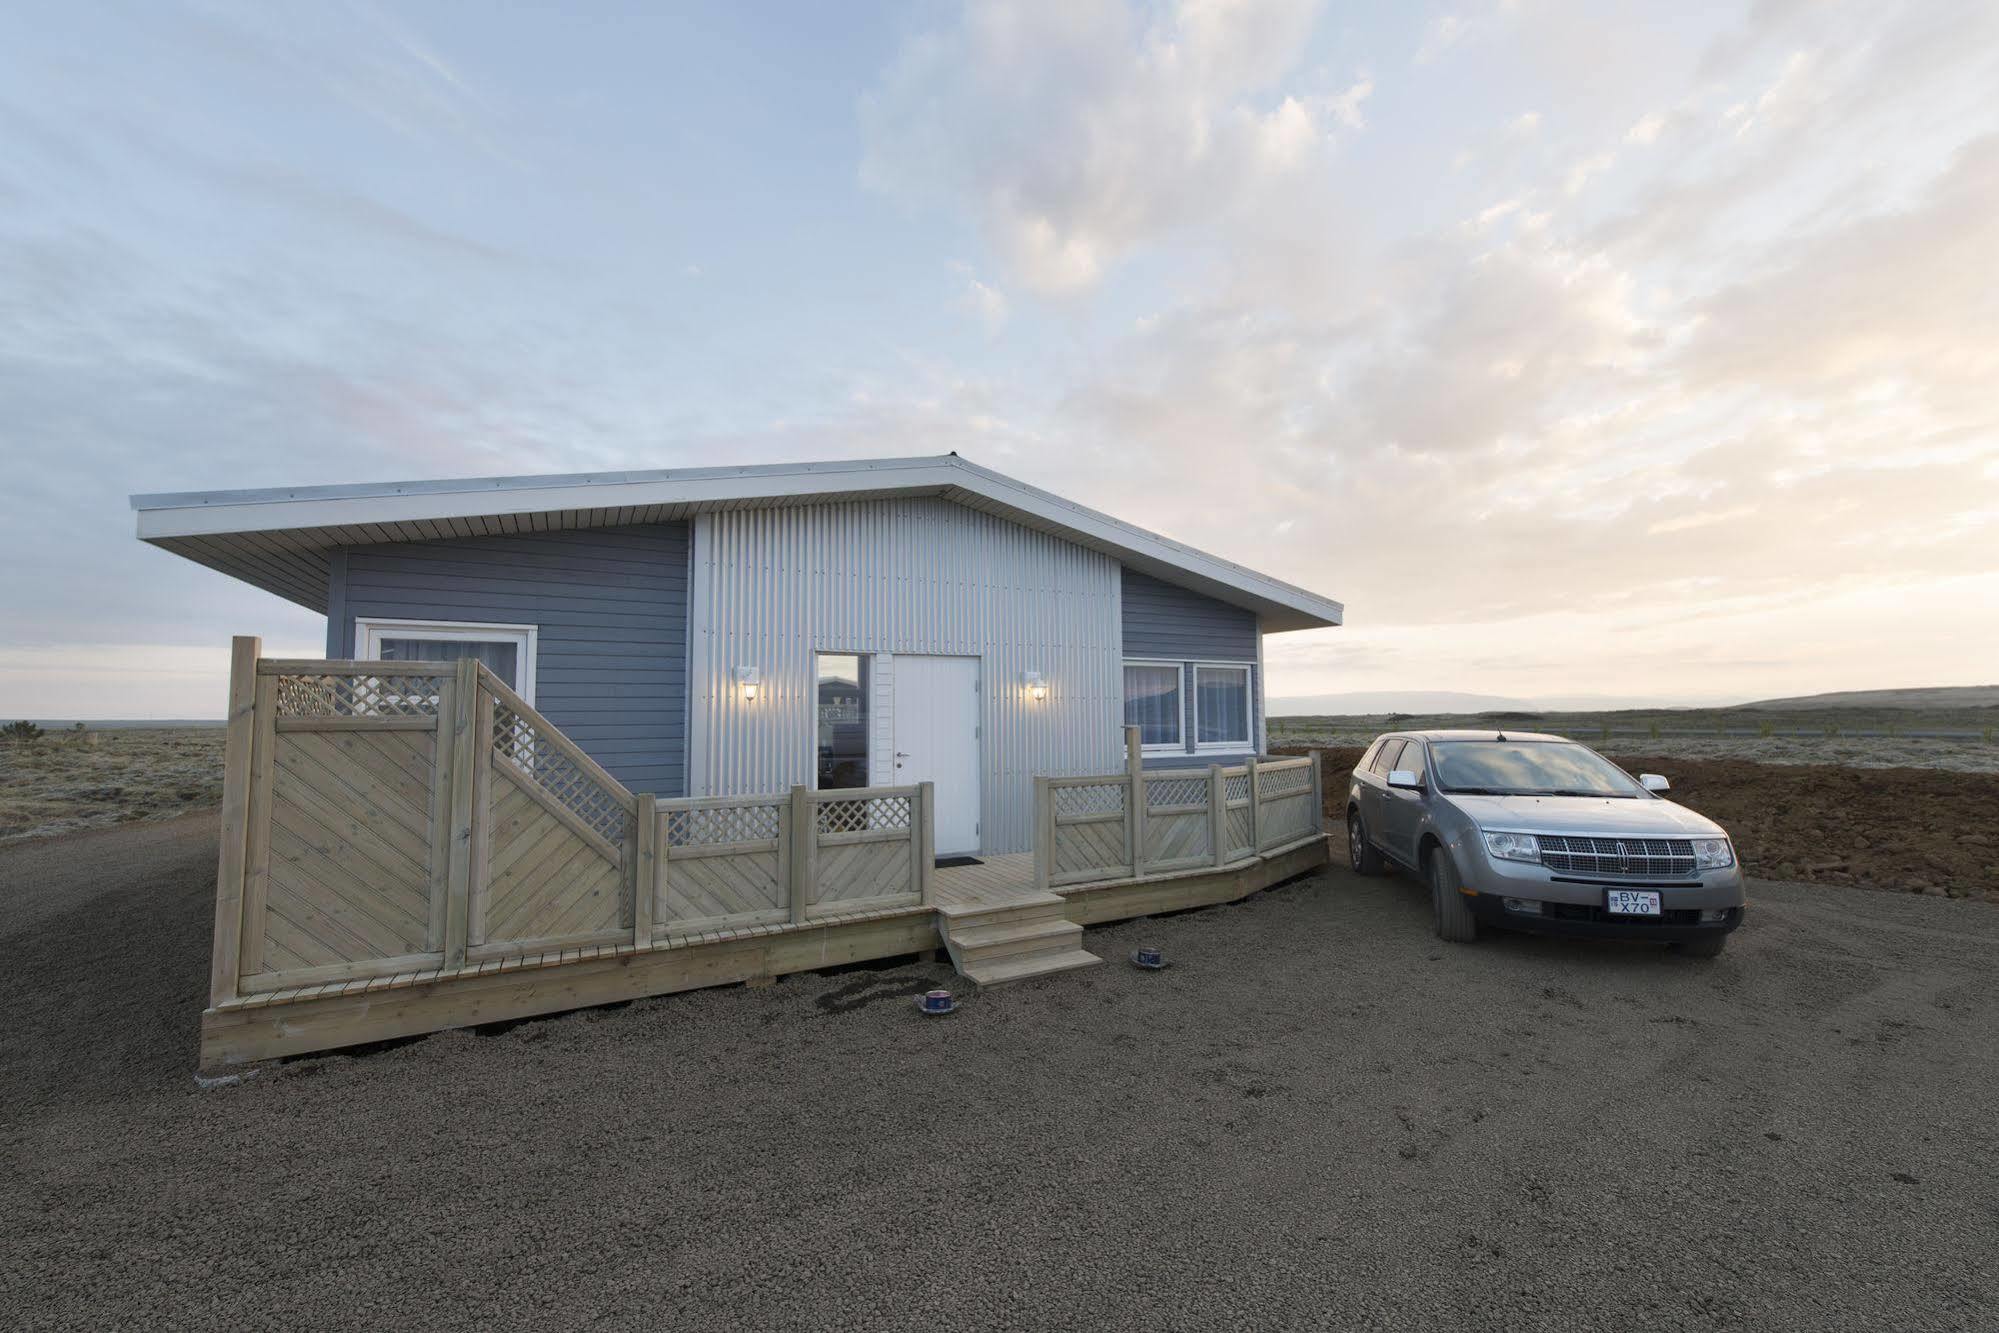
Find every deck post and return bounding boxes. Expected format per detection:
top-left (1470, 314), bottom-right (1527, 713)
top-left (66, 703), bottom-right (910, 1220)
top-left (1309, 750), bottom-right (1327, 835)
top-left (634, 793), bottom-right (658, 946)
top-left (1125, 725), bottom-right (1146, 877)
top-left (1247, 755), bottom-right (1263, 855)
top-left (1032, 776), bottom-right (1053, 892)
top-left (442, 657), bottom-right (480, 968)
top-left (208, 634), bottom-right (261, 1007)
top-left (917, 781), bottom-right (936, 903)
top-left (1208, 764), bottom-right (1226, 868)
top-left (788, 785), bottom-right (814, 924)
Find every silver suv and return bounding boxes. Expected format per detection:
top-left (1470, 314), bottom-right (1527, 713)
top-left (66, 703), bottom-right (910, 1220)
top-left (1346, 730), bottom-right (1745, 956)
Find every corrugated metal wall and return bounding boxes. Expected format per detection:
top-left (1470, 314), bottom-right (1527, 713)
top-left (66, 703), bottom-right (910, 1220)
top-left (687, 498), bottom-right (1125, 853)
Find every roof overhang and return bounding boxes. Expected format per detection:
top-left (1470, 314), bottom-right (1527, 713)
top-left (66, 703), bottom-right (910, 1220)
top-left (131, 454), bottom-right (1343, 632)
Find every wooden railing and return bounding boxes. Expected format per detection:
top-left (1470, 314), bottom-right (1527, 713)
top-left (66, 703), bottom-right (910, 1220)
top-left (1031, 728), bottom-right (1324, 890)
top-left (645, 784), bottom-right (932, 940)
top-left (207, 637), bottom-right (933, 1007)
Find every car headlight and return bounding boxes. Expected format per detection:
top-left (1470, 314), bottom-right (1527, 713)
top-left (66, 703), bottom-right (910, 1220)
top-left (1482, 831), bottom-right (1540, 863)
top-left (1691, 837), bottom-right (1735, 869)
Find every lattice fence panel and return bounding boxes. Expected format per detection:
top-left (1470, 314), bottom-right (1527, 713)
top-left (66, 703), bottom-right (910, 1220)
top-left (274, 673), bottom-right (445, 719)
top-left (1145, 776), bottom-right (1208, 810)
top-left (666, 803), bottom-right (782, 848)
top-left (1261, 764), bottom-right (1313, 797)
top-left (1054, 783), bottom-right (1126, 819)
top-left (818, 794), bottom-right (912, 836)
top-left (491, 699), bottom-right (631, 848)
top-left (1223, 773), bottom-right (1251, 805)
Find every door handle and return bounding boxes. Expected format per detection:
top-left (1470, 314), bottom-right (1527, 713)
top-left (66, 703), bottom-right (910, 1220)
top-left (895, 752), bottom-right (910, 759)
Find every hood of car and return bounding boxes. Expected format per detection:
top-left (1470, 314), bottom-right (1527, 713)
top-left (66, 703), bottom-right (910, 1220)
top-left (1443, 793), bottom-right (1725, 838)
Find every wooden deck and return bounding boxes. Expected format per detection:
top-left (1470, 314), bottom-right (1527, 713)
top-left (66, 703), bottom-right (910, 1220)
top-left (195, 645), bottom-right (1333, 1067)
top-left (202, 834), bottom-right (1330, 1067)
top-left (932, 853), bottom-right (1042, 908)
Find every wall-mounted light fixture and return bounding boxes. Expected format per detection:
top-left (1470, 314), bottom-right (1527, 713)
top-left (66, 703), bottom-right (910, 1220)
top-left (1021, 670), bottom-right (1048, 702)
top-left (733, 666), bottom-right (761, 703)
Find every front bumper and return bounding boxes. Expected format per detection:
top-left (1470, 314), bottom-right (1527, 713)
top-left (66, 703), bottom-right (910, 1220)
top-left (1466, 895), bottom-right (1743, 941)
top-left (1451, 835), bottom-right (1747, 941)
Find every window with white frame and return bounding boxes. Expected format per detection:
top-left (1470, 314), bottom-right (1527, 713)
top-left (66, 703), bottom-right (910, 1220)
top-left (355, 618), bottom-right (538, 703)
top-left (1122, 660), bottom-right (1184, 751)
top-left (1194, 663), bottom-right (1253, 749)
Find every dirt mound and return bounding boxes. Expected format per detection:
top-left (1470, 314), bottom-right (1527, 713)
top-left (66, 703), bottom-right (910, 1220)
top-left (1279, 745), bottom-right (1999, 900)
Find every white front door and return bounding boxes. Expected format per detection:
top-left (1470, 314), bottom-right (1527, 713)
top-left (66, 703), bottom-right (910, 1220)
top-left (891, 655), bottom-right (981, 855)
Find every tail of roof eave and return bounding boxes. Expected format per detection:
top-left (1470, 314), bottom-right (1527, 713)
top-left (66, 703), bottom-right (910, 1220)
top-left (937, 453), bottom-right (1343, 629)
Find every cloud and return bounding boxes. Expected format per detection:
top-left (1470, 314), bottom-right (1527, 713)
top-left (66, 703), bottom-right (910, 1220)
top-left (860, 0), bottom-right (1350, 293)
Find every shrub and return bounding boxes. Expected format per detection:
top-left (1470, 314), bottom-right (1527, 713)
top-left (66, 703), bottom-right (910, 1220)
top-left (3, 720), bottom-right (44, 743)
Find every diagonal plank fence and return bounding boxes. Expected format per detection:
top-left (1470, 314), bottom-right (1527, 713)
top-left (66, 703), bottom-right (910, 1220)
top-left (209, 637), bottom-right (932, 1007)
top-left (1031, 727), bottom-right (1324, 890)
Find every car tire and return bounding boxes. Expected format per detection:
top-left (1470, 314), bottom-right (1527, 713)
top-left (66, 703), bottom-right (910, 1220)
top-left (1348, 809), bottom-right (1386, 876)
top-left (1429, 849), bottom-right (1478, 942)
top-left (1678, 934), bottom-right (1727, 959)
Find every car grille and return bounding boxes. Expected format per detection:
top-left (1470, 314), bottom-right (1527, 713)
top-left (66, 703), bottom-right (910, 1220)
top-left (1537, 835), bottom-right (1696, 878)
top-left (1541, 902), bottom-right (1707, 925)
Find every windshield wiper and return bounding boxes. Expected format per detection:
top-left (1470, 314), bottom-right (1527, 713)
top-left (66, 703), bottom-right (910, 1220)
top-left (1545, 789), bottom-right (1631, 798)
top-left (1440, 786), bottom-right (1513, 795)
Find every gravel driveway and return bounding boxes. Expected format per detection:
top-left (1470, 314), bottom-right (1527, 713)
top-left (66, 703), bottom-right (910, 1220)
top-left (3, 814), bottom-right (1995, 1331)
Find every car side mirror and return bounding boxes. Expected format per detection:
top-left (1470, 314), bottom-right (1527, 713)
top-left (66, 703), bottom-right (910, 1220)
top-left (1387, 769), bottom-right (1423, 791)
top-left (1640, 773), bottom-right (1670, 792)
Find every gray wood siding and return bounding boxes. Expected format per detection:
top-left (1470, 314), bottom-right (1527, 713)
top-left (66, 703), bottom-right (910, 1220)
top-left (327, 524), bottom-right (689, 796)
top-left (1120, 568), bottom-right (1264, 766)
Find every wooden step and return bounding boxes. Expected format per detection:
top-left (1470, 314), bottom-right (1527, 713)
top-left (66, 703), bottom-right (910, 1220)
top-left (960, 948), bottom-right (1103, 988)
top-left (935, 896), bottom-right (1071, 931)
top-left (949, 916), bottom-right (1083, 963)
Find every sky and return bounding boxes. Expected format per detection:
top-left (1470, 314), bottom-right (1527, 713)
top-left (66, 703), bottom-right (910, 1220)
top-left (2, 0), bottom-right (1996, 718)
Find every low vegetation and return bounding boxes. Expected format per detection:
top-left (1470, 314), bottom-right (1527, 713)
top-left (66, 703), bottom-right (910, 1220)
top-left (1271, 703), bottom-right (1999, 774)
top-left (0, 727), bottom-right (225, 843)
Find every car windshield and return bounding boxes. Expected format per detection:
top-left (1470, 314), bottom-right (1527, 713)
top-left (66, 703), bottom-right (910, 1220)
top-left (1429, 740), bottom-right (1644, 797)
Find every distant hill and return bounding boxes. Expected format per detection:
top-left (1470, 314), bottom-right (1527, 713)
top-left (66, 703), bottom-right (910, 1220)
top-left (1734, 686), bottom-right (1999, 712)
top-left (1268, 690), bottom-right (1729, 716)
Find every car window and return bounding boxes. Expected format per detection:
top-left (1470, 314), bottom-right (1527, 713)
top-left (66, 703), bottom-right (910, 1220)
top-left (1396, 741), bottom-right (1427, 782)
top-left (1357, 739), bottom-right (1382, 773)
top-left (1369, 739), bottom-right (1404, 776)
top-left (1430, 740), bottom-right (1643, 797)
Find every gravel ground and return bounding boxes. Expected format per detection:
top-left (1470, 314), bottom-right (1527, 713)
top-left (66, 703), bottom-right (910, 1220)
top-left (3, 815), bottom-right (1996, 1331)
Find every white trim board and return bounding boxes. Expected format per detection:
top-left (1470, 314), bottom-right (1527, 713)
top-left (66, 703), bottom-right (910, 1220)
top-left (1191, 660), bottom-right (1255, 753)
top-left (354, 616), bottom-right (538, 704)
top-left (132, 454), bottom-right (1343, 632)
top-left (1122, 657), bottom-right (1191, 755)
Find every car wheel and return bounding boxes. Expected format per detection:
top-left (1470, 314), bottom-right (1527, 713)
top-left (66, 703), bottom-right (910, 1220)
top-left (1429, 849), bottom-right (1478, 942)
top-left (1678, 934), bottom-right (1727, 959)
top-left (1348, 809), bottom-right (1386, 876)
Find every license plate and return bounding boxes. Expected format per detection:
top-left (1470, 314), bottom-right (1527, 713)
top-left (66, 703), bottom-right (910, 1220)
top-left (1607, 889), bottom-right (1662, 916)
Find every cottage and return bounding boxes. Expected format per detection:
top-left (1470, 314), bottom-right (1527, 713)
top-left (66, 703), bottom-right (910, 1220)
top-left (135, 453), bottom-right (1341, 853)
top-left (132, 454), bottom-right (1344, 1068)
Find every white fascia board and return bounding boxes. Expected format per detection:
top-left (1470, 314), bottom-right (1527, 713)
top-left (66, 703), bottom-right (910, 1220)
top-left (131, 452), bottom-right (1344, 631)
top-left (130, 455), bottom-right (958, 539)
